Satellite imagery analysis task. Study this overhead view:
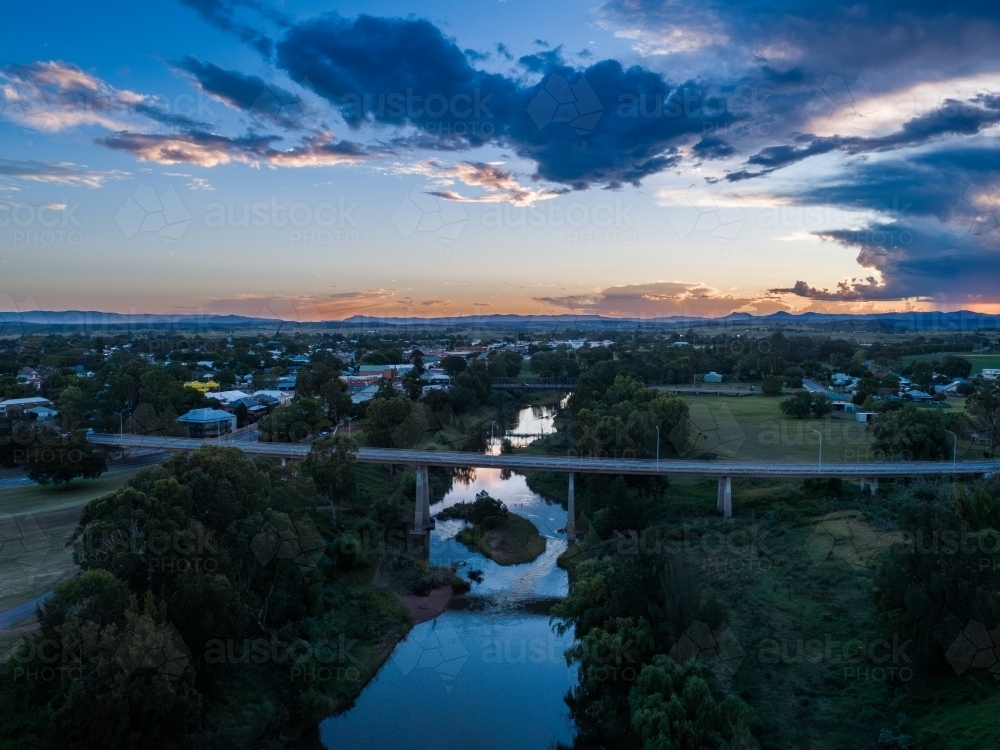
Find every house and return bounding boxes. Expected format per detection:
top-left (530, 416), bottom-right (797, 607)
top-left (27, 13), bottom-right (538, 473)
top-left (703, 372), bottom-right (723, 383)
top-left (27, 405), bottom-right (58, 421)
top-left (185, 380), bottom-right (220, 393)
top-left (831, 400), bottom-right (856, 414)
top-left (421, 372), bottom-right (452, 388)
top-left (937, 378), bottom-right (970, 394)
top-left (16, 367), bottom-right (42, 390)
top-left (671, 341), bottom-right (691, 348)
top-left (176, 408), bottom-right (237, 438)
top-left (276, 376), bottom-right (297, 392)
top-left (252, 389), bottom-right (294, 405)
top-left (0, 396), bottom-right (54, 416)
top-left (204, 390), bottom-right (253, 407)
top-left (351, 385), bottom-right (379, 404)
top-left (225, 397), bottom-right (268, 423)
top-left (905, 389), bottom-right (934, 402)
top-left (357, 364), bottom-right (414, 379)
top-left (983, 369), bottom-right (1000, 381)
top-left (856, 411), bottom-right (876, 423)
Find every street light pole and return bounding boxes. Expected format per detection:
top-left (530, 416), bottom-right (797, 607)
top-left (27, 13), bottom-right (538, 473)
top-left (346, 416), bottom-right (354, 438)
top-left (945, 429), bottom-right (957, 470)
top-left (811, 428), bottom-right (822, 469)
top-left (655, 425), bottom-right (660, 468)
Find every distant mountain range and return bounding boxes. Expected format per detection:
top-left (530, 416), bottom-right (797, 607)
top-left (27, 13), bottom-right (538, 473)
top-left (0, 309), bottom-right (997, 333)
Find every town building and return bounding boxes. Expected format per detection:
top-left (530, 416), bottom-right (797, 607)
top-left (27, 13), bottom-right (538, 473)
top-left (176, 408), bottom-right (237, 438)
top-left (0, 396), bottom-right (54, 416)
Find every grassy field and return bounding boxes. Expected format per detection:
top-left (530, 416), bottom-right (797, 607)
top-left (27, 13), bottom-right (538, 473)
top-left (674, 394), bottom-right (971, 464)
top-left (0, 469), bottom-right (142, 619)
top-left (902, 352), bottom-right (1000, 375)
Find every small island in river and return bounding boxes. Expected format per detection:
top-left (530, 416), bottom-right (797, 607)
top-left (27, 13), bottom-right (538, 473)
top-left (438, 491), bottom-right (546, 565)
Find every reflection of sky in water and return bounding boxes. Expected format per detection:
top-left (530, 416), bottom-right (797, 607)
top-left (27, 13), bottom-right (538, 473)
top-left (486, 404), bottom-right (556, 454)
top-left (321, 611), bottom-right (576, 750)
top-left (429, 468), bottom-right (569, 603)
top-left (320, 429), bottom-right (578, 749)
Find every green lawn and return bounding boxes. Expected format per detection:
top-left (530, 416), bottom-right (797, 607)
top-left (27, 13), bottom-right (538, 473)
top-left (0, 470), bottom-right (141, 518)
top-left (677, 394), bottom-right (968, 464)
top-left (0, 469), bottom-right (143, 620)
top-left (902, 352), bottom-right (1000, 375)
top-left (676, 394), bottom-right (878, 463)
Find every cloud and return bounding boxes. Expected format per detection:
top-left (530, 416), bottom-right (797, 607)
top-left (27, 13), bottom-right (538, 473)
top-left (424, 161), bottom-right (566, 205)
top-left (1, 61), bottom-right (210, 132)
top-left (176, 0), bottom-right (280, 57)
top-left (97, 130), bottom-right (372, 168)
top-left (729, 95), bottom-right (1000, 180)
top-left (534, 281), bottom-right (775, 318)
top-left (172, 56), bottom-right (279, 111)
top-left (205, 290), bottom-right (398, 319)
top-left (598, 0), bottom-right (1000, 88)
top-left (273, 14), bottom-right (731, 189)
top-left (0, 159), bottom-right (129, 187)
top-left (172, 56), bottom-right (325, 130)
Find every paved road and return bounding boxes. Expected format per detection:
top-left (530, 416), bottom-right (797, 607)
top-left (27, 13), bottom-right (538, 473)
top-left (89, 434), bottom-right (1000, 479)
top-left (0, 591), bottom-right (52, 630)
top-left (0, 451), bottom-right (168, 490)
top-left (803, 378), bottom-right (833, 396)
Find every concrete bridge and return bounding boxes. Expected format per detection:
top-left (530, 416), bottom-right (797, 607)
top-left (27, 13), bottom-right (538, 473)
top-left (89, 434), bottom-right (1000, 542)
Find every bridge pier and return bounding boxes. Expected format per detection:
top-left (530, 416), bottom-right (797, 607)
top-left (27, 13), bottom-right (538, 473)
top-left (411, 465), bottom-right (432, 535)
top-left (861, 477), bottom-right (879, 496)
top-left (717, 476), bottom-right (732, 518)
top-left (566, 472), bottom-right (576, 542)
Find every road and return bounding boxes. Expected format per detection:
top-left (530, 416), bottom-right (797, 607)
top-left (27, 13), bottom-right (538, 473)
top-left (0, 450), bottom-right (168, 490)
top-left (89, 434), bottom-right (1000, 479)
top-left (803, 378), bottom-right (833, 396)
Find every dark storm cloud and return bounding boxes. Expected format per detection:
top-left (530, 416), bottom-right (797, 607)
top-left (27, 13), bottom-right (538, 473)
top-left (171, 56), bottom-right (319, 129)
top-left (598, 0), bottom-right (1000, 85)
top-left (177, 0), bottom-right (281, 57)
top-left (768, 145), bottom-right (1000, 301)
top-left (772, 220), bottom-right (1000, 302)
top-left (729, 96), bottom-right (1000, 180)
top-left (274, 14), bottom-right (733, 188)
top-left (173, 57), bottom-right (278, 111)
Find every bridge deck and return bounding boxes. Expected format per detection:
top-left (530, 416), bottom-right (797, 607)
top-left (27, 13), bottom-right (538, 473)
top-left (89, 435), bottom-right (999, 479)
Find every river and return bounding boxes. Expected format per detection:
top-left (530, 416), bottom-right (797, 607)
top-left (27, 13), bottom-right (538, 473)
top-left (320, 404), bottom-right (577, 750)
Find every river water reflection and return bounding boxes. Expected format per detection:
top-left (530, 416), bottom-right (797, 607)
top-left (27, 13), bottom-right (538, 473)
top-left (320, 404), bottom-right (577, 750)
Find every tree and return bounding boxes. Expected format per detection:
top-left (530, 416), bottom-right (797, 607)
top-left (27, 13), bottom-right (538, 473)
top-left (761, 375), bottom-right (783, 396)
top-left (442, 355), bottom-right (467, 377)
top-left (302, 434), bottom-right (358, 516)
top-left (871, 404), bottom-right (952, 461)
top-left (965, 382), bottom-right (1000, 457)
top-left (364, 395), bottom-right (412, 447)
top-left (780, 390), bottom-right (813, 418)
top-left (629, 656), bottom-right (756, 750)
top-left (27, 430), bottom-right (107, 486)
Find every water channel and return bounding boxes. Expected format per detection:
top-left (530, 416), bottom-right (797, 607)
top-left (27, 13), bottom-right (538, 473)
top-left (320, 404), bottom-right (577, 749)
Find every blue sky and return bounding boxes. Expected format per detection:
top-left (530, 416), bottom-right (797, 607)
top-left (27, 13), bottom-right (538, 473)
top-left (3, 0), bottom-right (1000, 319)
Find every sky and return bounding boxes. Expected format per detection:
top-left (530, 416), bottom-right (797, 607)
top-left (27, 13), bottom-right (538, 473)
top-left (2, 0), bottom-right (1000, 321)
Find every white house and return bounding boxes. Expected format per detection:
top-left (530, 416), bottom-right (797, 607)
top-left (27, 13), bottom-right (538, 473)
top-left (703, 372), bottom-right (723, 383)
top-left (983, 369), bottom-right (1000, 380)
top-left (204, 390), bottom-right (253, 407)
